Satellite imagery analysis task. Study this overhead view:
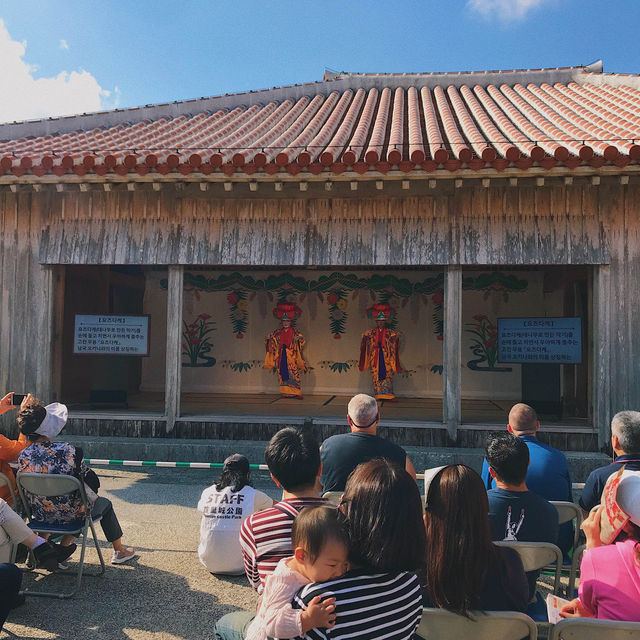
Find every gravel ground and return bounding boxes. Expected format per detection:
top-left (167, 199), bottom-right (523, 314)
top-left (1, 466), bottom-right (281, 640)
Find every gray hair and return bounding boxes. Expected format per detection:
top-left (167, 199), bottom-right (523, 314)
top-left (611, 411), bottom-right (640, 454)
top-left (347, 394), bottom-right (379, 428)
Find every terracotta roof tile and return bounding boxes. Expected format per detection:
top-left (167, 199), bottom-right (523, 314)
top-left (1, 65), bottom-right (640, 177)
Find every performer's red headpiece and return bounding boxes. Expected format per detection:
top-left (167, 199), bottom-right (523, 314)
top-left (366, 303), bottom-right (396, 320)
top-left (273, 302), bottom-right (302, 320)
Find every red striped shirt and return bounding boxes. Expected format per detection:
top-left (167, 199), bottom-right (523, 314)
top-left (240, 497), bottom-right (327, 593)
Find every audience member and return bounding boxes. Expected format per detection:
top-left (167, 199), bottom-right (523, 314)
top-left (216, 458), bottom-right (425, 640)
top-left (320, 393), bottom-right (415, 492)
top-left (423, 464), bottom-right (529, 615)
top-left (245, 506), bottom-right (345, 640)
top-left (0, 496), bottom-right (75, 630)
top-left (485, 432), bottom-right (559, 599)
top-left (0, 392), bottom-right (29, 506)
top-left (240, 427), bottom-right (326, 594)
top-left (16, 398), bottom-right (136, 565)
top-left (580, 410), bottom-right (640, 513)
top-left (561, 468), bottom-right (640, 621)
top-left (197, 453), bottom-right (272, 575)
top-left (481, 403), bottom-right (572, 555)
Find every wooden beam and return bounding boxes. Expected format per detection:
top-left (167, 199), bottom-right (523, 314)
top-left (593, 265), bottom-right (611, 450)
top-left (443, 265), bottom-right (462, 441)
top-left (51, 265), bottom-right (66, 401)
top-left (165, 265), bottom-right (183, 433)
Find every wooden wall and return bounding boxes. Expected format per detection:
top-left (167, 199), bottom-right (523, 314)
top-left (1, 180), bottom-right (638, 440)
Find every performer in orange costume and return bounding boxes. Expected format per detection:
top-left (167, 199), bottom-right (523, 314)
top-left (263, 303), bottom-right (308, 399)
top-left (359, 304), bottom-right (402, 401)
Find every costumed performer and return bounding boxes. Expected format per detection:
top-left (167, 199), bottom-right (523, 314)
top-left (264, 302), bottom-right (308, 399)
top-left (359, 303), bottom-right (402, 401)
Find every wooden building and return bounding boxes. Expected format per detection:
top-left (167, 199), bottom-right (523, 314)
top-left (0, 60), bottom-right (638, 451)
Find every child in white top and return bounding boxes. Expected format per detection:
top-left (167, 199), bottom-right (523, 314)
top-left (245, 505), bottom-right (349, 640)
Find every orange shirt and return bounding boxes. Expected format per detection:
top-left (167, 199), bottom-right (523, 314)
top-left (0, 432), bottom-right (27, 505)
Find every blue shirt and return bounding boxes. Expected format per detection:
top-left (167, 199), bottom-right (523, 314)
top-left (579, 454), bottom-right (640, 512)
top-left (481, 435), bottom-right (572, 502)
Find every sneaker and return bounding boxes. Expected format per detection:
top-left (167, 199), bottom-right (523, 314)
top-left (111, 547), bottom-right (136, 564)
top-left (53, 542), bottom-right (77, 563)
top-left (32, 541), bottom-right (61, 571)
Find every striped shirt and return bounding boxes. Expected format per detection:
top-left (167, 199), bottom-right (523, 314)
top-left (240, 497), bottom-right (327, 593)
top-left (290, 570), bottom-right (423, 640)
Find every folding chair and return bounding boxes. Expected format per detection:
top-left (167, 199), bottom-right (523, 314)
top-left (566, 544), bottom-right (585, 600)
top-left (416, 608), bottom-right (537, 640)
top-left (321, 491), bottom-right (343, 504)
top-left (17, 472), bottom-right (105, 598)
top-left (549, 617), bottom-right (640, 640)
top-left (495, 540), bottom-right (563, 624)
top-left (549, 501), bottom-right (584, 597)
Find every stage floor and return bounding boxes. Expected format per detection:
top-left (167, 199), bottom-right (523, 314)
top-left (67, 392), bottom-right (591, 428)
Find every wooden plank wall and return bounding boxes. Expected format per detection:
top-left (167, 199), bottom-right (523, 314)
top-left (38, 186), bottom-right (609, 266)
top-left (2, 181), bottom-right (639, 440)
top-left (0, 190), bottom-right (54, 436)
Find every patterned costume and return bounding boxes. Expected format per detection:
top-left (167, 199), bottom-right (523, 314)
top-left (359, 304), bottom-right (402, 401)
top-left (264, 303), bottom-right (307, 398)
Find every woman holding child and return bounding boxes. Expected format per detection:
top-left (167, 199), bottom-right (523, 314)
top-left (215, 457), bottom-right (426, 640)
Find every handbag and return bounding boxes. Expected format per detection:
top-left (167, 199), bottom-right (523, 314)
top-left (73, 447), bottom-right (99, 506)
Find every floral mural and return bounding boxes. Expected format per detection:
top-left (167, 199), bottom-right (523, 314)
top-left (465, 315), bottom-right (512, 372)
top-left (182, 314), bottom-right (216, 367)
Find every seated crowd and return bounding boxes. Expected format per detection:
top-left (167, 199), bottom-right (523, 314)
top-left (1, 391), bottom-right (640, 637)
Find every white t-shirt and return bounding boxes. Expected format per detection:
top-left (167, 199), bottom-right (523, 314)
top-left (197, 483), bottom-right (272, 574)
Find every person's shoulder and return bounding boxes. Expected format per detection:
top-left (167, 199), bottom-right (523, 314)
top-left (322, 432), bottom-right (350, 446)
top-left (526, 437), bottom-right (567, 460)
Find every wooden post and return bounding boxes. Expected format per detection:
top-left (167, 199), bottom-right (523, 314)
top-left (443, 265), bottom-right (462, 441)
top-left (593, 265), bottom-right (611, 451)
top-left (165, 265), bottom-right (183, 433)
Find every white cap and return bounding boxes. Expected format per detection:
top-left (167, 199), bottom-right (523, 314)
top-left (34, 403), bottom-right (68, 438)
top-left (423, 466), bottom-right (447, 507)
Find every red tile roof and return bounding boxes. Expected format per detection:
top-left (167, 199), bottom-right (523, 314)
top-left (1, 63), bottom-right (640, 179)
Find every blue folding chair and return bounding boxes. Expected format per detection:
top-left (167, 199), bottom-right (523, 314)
top-left (17, 472), bottom-right (105, 598)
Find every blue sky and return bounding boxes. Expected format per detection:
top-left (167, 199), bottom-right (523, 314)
top-left (0, 0), bottom-right (638, 123)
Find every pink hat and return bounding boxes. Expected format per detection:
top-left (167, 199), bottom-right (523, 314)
top-left (600, 467), bottom-right (640, 544)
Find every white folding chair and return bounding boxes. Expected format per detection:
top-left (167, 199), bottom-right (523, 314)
top-left (495, 540), bottom-right (563, 625)
top-left (550, 617), bottom-right (640, 640)
top-left (416, 608), bottom-right (537, 640)
top-left (321, 491), bottom-right (343, 504)
top-left (17, 472), bottom-right (105, 598)
top-left (549, 501), bottom-right (584, 596)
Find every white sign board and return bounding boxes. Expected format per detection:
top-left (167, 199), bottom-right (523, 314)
top-left (497, 317), bottom-right (582, 364)
top-left (74, 315), bottom-right (150, 356)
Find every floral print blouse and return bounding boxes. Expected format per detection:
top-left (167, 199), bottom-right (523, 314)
top-left (18, 441), bottom-right (89, 523)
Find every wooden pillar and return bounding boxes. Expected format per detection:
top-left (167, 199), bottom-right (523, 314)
top-left (593, 264), bottom-right (611, 450)
top-left (443, 265), bottom-right (462, 441)
top-left (165, 265), bottom-right (183, 433)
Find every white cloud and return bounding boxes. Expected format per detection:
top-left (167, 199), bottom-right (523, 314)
top-left (467, 0), bottom-right (551, 21)
top-left (0, 20), bottom-right (117, 123)
top-left (59, 39), bottom-right (69, 50)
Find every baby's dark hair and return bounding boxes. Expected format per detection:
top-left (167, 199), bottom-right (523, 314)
top-left (291, 506), bottom-right (348, 564)
top-left (16, 400), bottom-right (47, 442)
